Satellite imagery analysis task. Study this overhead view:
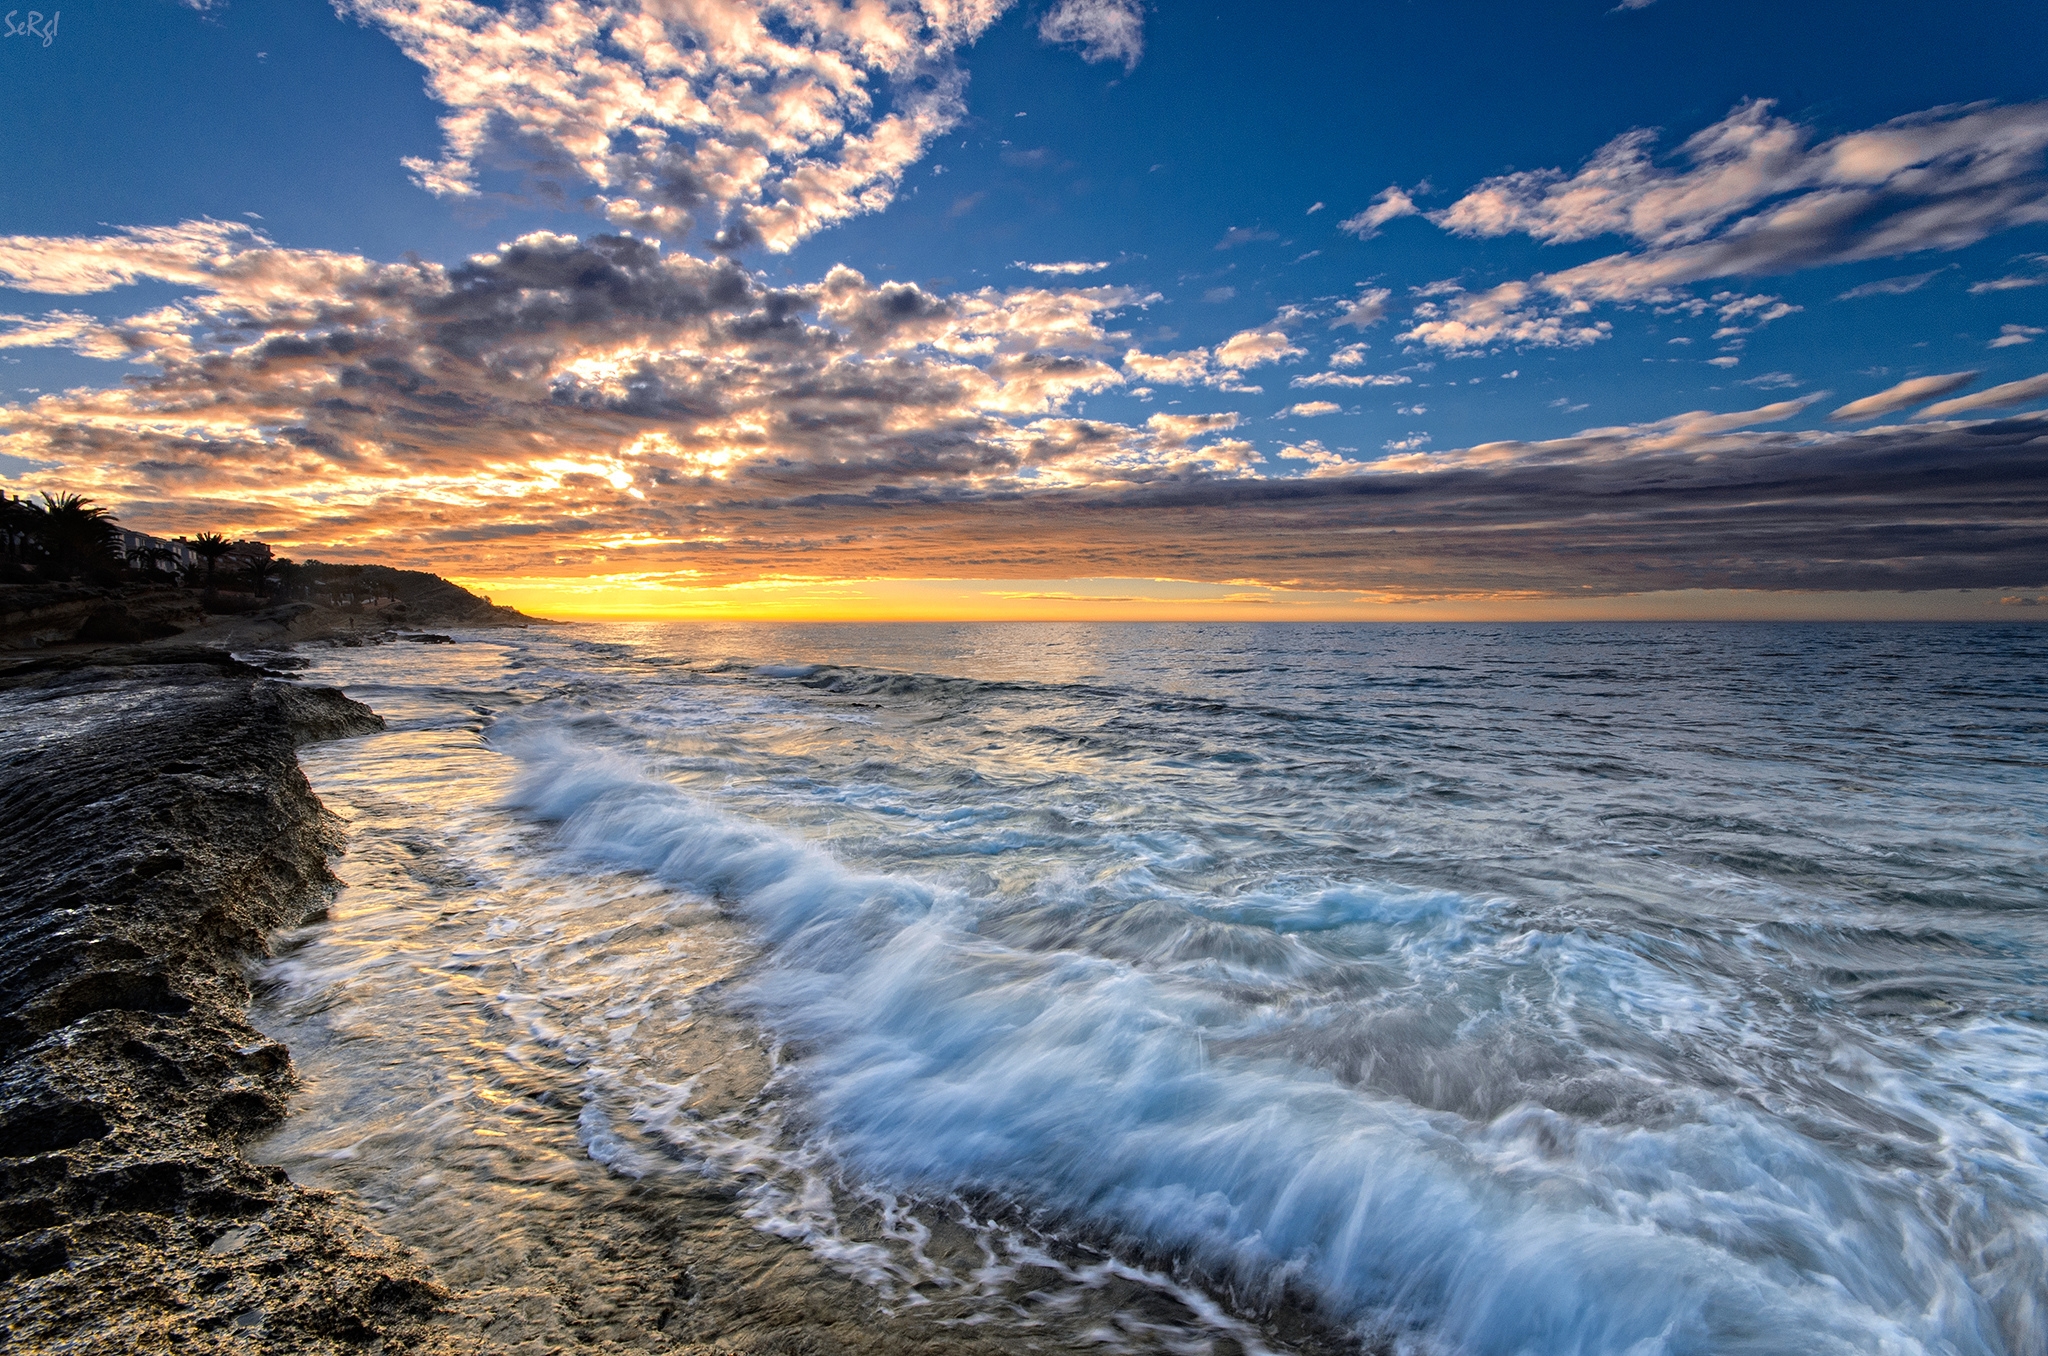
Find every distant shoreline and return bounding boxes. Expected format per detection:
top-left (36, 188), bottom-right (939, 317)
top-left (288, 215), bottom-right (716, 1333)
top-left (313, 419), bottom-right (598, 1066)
top-left (1, 568), bottom-right (546, 653)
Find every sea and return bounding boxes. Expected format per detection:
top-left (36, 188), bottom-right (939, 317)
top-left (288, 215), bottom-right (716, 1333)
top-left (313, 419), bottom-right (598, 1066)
top-left (244, 621), bottom-right (2048, 1355)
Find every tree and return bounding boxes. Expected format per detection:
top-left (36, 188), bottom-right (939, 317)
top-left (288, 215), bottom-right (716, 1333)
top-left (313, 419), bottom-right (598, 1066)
top-left (187, 533), bottom-right (233, 589)
top-left (244, 551), bottom-right (276, 598)
top-left (33, 492), bottom-right (119, 580)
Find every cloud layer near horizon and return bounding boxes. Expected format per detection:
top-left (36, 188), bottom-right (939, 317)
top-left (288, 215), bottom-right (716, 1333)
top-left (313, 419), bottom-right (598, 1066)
top-left (1, 221), bottom-right (2041, 598)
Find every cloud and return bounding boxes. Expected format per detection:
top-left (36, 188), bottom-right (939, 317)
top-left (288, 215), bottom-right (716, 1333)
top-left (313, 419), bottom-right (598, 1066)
top-left (1307, 202), bottom-right (1325, 215)
top-left (1836, 269), bottom-right (1946, 299)
top-left (1122, 347), bottom-right (1212, 384)
top-left (1339, 186), bottom-right (1421, 239)
top-left (1017, 260), bottom-right (1110, 275)
top-left (6, 222), bottom-right (2042, 601)
top-left (1213, 327), bottom-right (1305, 368)
top-left (336, 0), bottom-right (1018, 254)
top-left (1407, 99), bottom-right (2048, 351)
top-left (1401, 279), bottom-right (1612, 352)
top-left (1120, 323), bottom-right (1302, 391)
top-left (1277, 439), bottom-right (1372, 478)
top-left (1331, 287), bottom-right (1391, 330)
top-left (1990, 324), bottom-right (2044, 348)
top-left (1969, 253), bottom-right (2048, 292)
top-left (1290, 370), bottom-right (1410, 389)
top-left (1216, 226), bottom-right (1279, 250)
top-left (1037, 0), bottom-right (1146, 71)
top-left (1829, 371), bottom-right (1978, 420)
top-left (1915, 370), bottom-right (2048, 418)
top-left (1739, 371), bottom-right (1802, 390)
top-left (1281, 401), bottom-right (1340, 417)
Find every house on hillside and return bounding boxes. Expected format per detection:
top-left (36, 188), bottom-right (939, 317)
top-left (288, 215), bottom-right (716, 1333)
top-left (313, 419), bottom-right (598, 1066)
top-left (116, 528), bottom-right (199, 576)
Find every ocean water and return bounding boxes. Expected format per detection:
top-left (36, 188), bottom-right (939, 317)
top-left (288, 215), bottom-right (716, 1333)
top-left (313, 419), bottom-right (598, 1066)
top-left (249, 622), bottom-right (2048, 1355)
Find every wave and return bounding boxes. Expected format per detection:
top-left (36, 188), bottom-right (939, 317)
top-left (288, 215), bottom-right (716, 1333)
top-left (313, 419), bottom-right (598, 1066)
top-left (502, 724), bottom-right (2030, 1356)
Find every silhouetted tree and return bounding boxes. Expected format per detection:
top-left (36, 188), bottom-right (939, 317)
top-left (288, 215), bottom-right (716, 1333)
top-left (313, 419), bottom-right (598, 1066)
top-left (33, 493), bottom-right (119, 580)
top-left (187, 532), bottom-right (232, 588)
top-left (244, 551), bottom-right (276, 598)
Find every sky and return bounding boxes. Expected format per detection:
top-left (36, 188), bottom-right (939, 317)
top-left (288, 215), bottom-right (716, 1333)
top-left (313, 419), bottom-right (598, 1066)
top-left (0, 0), bottom-right (2044, 620)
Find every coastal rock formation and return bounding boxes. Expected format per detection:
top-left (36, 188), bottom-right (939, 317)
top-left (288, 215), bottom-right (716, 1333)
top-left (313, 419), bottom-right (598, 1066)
top-left (0, 566), bottom-right (537, 652)
top-left (0, 647), bottom-right (459, 1351)
top-left (0, 585), bottom-right (204, 650)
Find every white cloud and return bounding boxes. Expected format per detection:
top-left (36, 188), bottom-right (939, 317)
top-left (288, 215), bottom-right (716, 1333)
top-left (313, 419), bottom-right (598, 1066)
top-left (1016, 260), bottom-right (1110, 275)
top-left (1406, 99), bottom-right (2048, 351)
top-left (1038, 0), bottom-right (1146, 71)
top-left (1306, 201), bottom-right (1325, 215)
top-left (1276, 439), bottom-right (1371, 477)
top-left (1829, 371), bottom-right (1978, 420)
top-left (1967, 253), bottom-right (2047, 292)
top-left (1837, 268), bottom-right (1946, 299)
top-left (339, 0), bottom-right (1018, 253)
top-left (1331, 286), bottom-right (1391, 330)
top-left (1216, 226), bottom-right (1279, 250)
top-left (1990, 324), bottom-right (2044, 348)
top-left (1213, 327), bottom-right (1304, 368)
top-left (1328, 342), bottom-right (1369, 367)
top-left (1400, 279), bottom-right (1612, 352)
top-left (1281, 401), bottom-right (1340, 417)
top-left (1290, 370), bottom-right (1410, 388)
top-left (1915, 370), bottom-right (2048, 418)
top-left (1121, 324), bottom-right (1301, 393)
top-left (1339, 185), bottom-right (1420, 239)
top-left (1707, 355), bottom-right (1740, 368)
top-left (1122, 347), bottom-right (1212, 385)
top-left (1433, 100), bottom-right (2048, 257)
top-left (1971, 275), bottom-right (2048, 292)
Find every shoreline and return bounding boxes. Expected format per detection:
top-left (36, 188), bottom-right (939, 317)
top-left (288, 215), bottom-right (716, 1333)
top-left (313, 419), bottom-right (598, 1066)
top-left (0, 645), bottom-right (465, 1350)
top-left (0, 635), bottom-right (1352, 1356)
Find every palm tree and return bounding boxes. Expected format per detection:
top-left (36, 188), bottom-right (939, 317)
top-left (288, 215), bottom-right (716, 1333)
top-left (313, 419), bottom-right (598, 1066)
top-left (33, 492), bottom-right (119, 579)
top-left (186, 532), bottom-right (233, 589)
top-left (244, 552), bottom-right (276, 598)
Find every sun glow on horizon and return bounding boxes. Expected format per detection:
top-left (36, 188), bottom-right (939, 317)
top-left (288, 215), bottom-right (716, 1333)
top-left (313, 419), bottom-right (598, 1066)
top-left (452, 574), bottom-right (2047, 624)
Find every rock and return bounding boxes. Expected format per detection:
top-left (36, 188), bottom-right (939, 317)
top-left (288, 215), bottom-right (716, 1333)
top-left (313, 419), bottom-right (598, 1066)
top-left (0, 648), bottom-right (452, 1352)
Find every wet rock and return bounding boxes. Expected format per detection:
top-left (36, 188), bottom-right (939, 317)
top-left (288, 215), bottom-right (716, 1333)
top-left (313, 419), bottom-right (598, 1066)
top-left (0, 1102), bottom-right (108, 1157)
top-left (0, 648), bottom-right (460, 1352)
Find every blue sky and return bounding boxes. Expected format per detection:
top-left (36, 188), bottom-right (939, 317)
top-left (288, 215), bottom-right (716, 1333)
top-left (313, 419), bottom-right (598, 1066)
top-left (0, 0), bottom-right (2043, 616)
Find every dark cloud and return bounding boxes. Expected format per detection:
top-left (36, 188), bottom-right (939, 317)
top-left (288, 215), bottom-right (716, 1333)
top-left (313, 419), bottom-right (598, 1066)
top-left (4, 224), bottom-right (2042, 600)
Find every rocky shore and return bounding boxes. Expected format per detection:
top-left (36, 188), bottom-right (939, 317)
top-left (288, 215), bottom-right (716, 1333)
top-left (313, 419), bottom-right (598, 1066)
top-left (0, 646), bottom-right (461, 1352)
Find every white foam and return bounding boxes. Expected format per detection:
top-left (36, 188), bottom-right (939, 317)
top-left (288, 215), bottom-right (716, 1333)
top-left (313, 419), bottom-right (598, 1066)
top-left (503, 727), bottom-right (2030, 1355)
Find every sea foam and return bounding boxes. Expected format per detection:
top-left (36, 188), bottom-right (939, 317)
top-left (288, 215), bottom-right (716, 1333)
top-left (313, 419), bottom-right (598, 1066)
top-left (504, 725), bottom-right (2012, 1356)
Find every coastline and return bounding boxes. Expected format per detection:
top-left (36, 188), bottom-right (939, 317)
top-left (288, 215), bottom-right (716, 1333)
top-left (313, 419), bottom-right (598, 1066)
top-left (0, 645), bottom-right (473, 1350)
top-left (0, 630), bottom-right (1351, 1356)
